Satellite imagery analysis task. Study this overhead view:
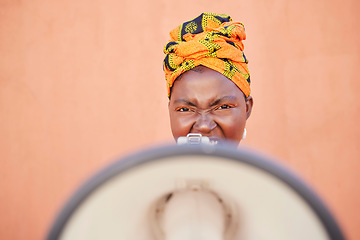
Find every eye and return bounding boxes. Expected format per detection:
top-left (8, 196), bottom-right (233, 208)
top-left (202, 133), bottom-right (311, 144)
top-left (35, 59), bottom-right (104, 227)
top-left (176, 107), bottom-right (192, 112)
top-left (217, 104), bottom-right (233, 110)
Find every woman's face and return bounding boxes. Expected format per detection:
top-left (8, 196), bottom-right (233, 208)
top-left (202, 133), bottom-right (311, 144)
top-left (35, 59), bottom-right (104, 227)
top-left (168, 66), bottom-right (253, 145)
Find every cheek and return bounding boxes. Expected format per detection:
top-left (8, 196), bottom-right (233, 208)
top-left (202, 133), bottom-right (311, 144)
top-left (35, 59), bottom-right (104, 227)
top-left (216, 110), bottom-right (246, 140)
top-left (169, 113), bottom-right (195, 138)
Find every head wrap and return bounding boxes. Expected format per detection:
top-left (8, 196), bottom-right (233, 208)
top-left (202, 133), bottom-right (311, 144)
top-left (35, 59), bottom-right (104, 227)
top-left (163, 13), bottom-right (251, 98)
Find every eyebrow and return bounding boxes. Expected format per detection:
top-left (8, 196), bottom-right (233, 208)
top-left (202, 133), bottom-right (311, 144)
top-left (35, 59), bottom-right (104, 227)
top-left (210, 96), bottom-right (238, 106)
top-left (173, 96), bottom-right (238, 107)
top-left (173, 99), bottom-right (197, 106)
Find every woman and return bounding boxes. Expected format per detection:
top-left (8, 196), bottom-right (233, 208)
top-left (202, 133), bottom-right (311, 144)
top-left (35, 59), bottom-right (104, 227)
top-left (164, 13), bottom-right (253, 145)
top-left (148, 13), bottom-right (252, 240)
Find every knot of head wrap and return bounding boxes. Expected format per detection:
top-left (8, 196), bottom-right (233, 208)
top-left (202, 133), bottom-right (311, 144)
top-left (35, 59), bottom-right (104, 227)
top-left (163, 13), bottom-right (251, 98)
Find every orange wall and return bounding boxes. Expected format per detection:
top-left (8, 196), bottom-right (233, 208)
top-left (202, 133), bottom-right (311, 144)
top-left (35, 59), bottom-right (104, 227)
top-left (1, 0), bottom-right (359, 239)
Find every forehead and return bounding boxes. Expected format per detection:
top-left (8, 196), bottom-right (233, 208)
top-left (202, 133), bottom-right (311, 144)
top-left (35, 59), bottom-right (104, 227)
top-left (170, 67), bottom-right (244, 101)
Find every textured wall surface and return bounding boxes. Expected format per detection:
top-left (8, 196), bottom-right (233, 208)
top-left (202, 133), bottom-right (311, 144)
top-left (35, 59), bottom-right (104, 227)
top-left (0, 0), bottom-right (359, 239)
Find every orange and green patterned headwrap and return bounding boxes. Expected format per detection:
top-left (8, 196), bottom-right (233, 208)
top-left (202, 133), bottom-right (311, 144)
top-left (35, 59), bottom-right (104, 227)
top-left (163, 13), bottom-right (251, 98)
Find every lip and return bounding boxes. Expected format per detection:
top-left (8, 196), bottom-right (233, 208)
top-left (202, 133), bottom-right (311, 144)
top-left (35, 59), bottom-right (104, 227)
top-left (207, 136), bottom-right (221, 140)
top-left (203, 136), bottom-right (222, 141)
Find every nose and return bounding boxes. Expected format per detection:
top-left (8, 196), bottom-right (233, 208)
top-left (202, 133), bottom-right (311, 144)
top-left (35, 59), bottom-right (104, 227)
top-left (193, 113), bottom-right (216, 134)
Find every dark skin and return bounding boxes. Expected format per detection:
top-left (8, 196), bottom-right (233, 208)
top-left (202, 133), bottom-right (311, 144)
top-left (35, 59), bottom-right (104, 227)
top-left (168, 66), bottom-right (253, 145)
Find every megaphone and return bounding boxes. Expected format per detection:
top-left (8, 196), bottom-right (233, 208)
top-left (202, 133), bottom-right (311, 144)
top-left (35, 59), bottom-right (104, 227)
top-left (47, 140), bottom-right (345, 240)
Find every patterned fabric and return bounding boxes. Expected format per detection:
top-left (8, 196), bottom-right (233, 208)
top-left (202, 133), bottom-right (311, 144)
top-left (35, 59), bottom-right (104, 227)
top-left (163, 13), bottom-right (251, 98)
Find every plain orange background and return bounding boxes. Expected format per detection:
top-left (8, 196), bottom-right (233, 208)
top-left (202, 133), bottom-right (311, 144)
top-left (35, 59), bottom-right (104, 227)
top-left (1, 0), bottom-right (359, 239)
